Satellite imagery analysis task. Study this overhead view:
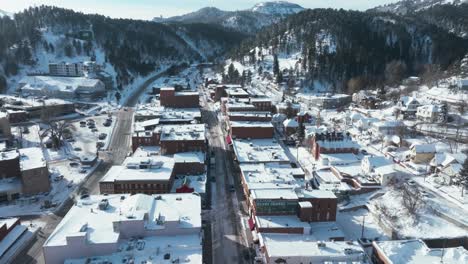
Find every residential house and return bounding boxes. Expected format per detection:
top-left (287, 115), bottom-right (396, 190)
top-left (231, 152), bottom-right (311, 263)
top-left (410, 144), bottom-right (436, 164)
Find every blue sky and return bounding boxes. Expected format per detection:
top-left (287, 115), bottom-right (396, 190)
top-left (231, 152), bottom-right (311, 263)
top-left (1, 0), bottom-right (399, 20)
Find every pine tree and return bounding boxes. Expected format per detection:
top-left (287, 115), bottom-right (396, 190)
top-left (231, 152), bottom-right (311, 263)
top-left (273, 54), bottom-right (280, 76)
top-left (456, 158), bottom-right (468, 197)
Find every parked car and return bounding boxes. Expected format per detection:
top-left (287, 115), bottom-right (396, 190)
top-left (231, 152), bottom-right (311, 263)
top-left (92, 128), bottom-right (98, 132)
top-left (74, 147), bottom-right (82, 151)
top-left (229, 185), bottom-right (235, 192)
top-left (98, 133), bottom-right (107, 140)
top-left (69, 162), bottom-right (80, 167)
top-left (96, 141), bottom-right (105, 149)
top-left (79, 168), bottom-right (87, 174)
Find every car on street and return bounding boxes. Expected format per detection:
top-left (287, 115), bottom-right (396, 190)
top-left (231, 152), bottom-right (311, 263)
top-left (73, 147), bottom-right (82, 151)
top-left (79, 168), bottom-right (87, 174)
top-left (229, 185), bottom-right (235, 192)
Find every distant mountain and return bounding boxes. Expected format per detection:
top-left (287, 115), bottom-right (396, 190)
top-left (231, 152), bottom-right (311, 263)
top-left (0, 9), bottom-right (13, 18)
top-left (250, 1), bottom-right (304, 15)
top-left (152, 1), bottom-right (305, 34)
top-left (369, 0), bottom-right (468, 15)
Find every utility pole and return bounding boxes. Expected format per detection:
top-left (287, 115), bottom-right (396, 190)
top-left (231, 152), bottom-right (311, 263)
top-left (361, 215), bottom-right (366, 239)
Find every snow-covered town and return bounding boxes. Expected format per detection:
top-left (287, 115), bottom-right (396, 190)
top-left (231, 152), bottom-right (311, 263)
top-left (0, 1), bottom-right (468, 264)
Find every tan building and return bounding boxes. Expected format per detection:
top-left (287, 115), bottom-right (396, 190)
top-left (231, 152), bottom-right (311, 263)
top-left (19, 148), bottom-right (50, 195)
top-left (0, 112), bottom-right (11, 138)
top-left (410, 144), bottom-right (436, 164)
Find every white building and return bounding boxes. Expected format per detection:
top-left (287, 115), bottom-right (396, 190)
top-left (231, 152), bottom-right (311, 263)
top-left (371, 120), bottom-right (405, 136)
top-left (43, 193), bottom-right (202, 264)
top-left (361, 156), bottom-right (393, 175)
top-left (372, 239), bottom-right (468, 264)
top-left (19, 76), bottom-right (106, 100)
top-left (398, 96), bottom-right (420, 116)
top-left (49, 62), bottom-right (84, 77)
top-left (259, 233), bottom-right (366, 264)
top-left (416, 105), bottom-right (442, 123)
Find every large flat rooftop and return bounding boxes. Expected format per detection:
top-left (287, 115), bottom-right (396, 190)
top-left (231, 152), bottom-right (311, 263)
top-left (65, 234), bottom-right (202, 264)
top-left (240, 163), bottom-right (305, 189)
top-left (160, 124), bottom-right (205, 141)
top-left (232, 138), bottom-right (290, 164)
top-left (44, 193), bottom-right (201, 247)
top-left (374, 240), bottom-right (468, 264)
top-left (260, 233), bottom-right (365, 261)
top-left (100, 155), bottom-right (175, 182)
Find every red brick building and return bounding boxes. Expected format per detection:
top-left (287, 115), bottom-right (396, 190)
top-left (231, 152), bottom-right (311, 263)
top-left (230, 121), bottom-right (274, 139)
top-left (250, 98), bottom-right (272, 112)
top-left (249, 188), bottom-right (337, 223)
top-left (132, 124), bottom-right (206, 154)
top-left (100, 152), bottom-right (205, 195)
top-left (309, 131), bottom-right (359, 160)
top-left (0, 218), bottom-right (21, 241)
top-left (160, 87), bottom-right (199, 108)
top-left (160, 124), bottom-right (206, 154)
top-left (227, 112), bottom-right (272, 122)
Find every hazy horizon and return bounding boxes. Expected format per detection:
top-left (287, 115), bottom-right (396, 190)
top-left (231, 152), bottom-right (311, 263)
top-left (1, 0), bottom-right (399, 20)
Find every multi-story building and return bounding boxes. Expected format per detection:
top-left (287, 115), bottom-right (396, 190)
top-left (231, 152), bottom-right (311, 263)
top-left (48, 62), bottom-right (84, 77)
top-left (99, 150), bottom-right (205, 195)
top-left (372, 239), bottom-right (468, 264)
top-left (230, 121), bottom-right (274, 139)
top-left (132, 124), bottom-right (206, 154)
top-left (0, 148), bottom-right (50, 202)
top-left (160, 87), bottom-right (199, 108)
top-left (259, 234), bottom-right (365, 264)
top-left (159, 124), bottom-right (206, 154)
top-left (43, 193), bottom-right (202, 264)
top-left (309, 130), bottom-right (359, 160)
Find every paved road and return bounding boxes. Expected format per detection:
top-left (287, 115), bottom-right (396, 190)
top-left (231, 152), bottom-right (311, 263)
top-left (200, 88), bottom-right (250, 264)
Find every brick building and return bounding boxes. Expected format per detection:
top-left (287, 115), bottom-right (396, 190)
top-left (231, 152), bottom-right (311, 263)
top-left (0, 148), bottom-right (50, 202)
top-left (160, 124), bottom-right (206, 154)
top-left (132, 124), bottom-right (206, 154)
top-left (230, 121), bottom-right (274, 139)
top-left (99, 151), bottom-right (205, 195)
top-left (250, 188), bottom-right (337, 222)
top-left (160, 87), bottom-right (199, 108)
top-left (227, 112), bottom-right (272, 122)
top-left (250, 98), bottom-right (272, 112)
top-left (309, 131), bottom-right (359, 160)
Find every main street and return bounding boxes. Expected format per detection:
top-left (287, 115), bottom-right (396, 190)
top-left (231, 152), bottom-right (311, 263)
top-left (200, 86), bottom-right (251, 264)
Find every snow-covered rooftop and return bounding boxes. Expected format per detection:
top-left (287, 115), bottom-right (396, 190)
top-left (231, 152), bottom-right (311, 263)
top-left (19, 147), bottom-right (47, 171)
top-left (160, 124), bottom-right (205, 141)
top-left (44, 193), bottom-right (201, 247)
top-left (230, 121), bottom-right (273, 128)
top-left (19, 75), bottom-right (103, 93)
top-left (65, 234), bottom-right (202, 264)
top-left (374, 240), bottom-right (468, 264)
top-left (232, 138), bottom-right (290, 164)
top-left (260, 233), bottom-right (365, 261)
top-left (100, 155), bottom-right (175, 182)
top-left (251, 188), bottom-right (298, 200)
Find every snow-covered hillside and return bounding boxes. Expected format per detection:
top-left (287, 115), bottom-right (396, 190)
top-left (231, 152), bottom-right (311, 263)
top-left (370, 0), bottom-right (468, 14)
top-left (250, 1), bottom-right (304, 15)
top-left (0, 9), bottom-right (13, 18)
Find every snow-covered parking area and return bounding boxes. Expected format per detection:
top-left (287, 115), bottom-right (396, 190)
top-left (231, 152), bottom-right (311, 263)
top-left (68, 114), bottom-right (114, 157)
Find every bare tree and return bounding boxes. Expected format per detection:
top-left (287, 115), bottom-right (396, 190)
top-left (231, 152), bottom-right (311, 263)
top-left (400, 184), bottom-right (424, 217)
top-left (41, 120), bottom-right (72, 149)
